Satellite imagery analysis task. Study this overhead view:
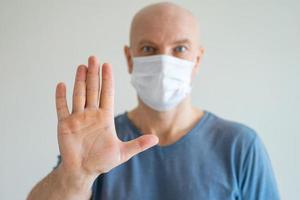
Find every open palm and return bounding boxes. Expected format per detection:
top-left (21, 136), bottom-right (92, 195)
top-left (55, 56), bottom-right (158, 178)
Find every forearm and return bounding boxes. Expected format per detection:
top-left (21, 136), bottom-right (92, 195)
top-left (27, 165), bottom-right (94, 200)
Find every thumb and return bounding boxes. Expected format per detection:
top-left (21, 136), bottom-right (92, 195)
top-left (120, 134), bottom-right (159, 163)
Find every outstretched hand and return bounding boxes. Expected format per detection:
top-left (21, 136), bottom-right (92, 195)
top-left (55, 56), bottom-right (158, 179)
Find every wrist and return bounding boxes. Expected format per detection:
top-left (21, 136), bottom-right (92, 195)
top-left (55, 163), bottom-right (97, 194)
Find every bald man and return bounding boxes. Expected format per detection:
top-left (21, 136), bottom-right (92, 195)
top-left (27, 2), bottom-right (280, 200)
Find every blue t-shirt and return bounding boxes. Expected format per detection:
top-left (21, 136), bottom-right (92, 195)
top-left (56, 110), bottom-right (280, 200)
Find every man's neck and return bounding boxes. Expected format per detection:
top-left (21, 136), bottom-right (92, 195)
top-left (127, 96), bottom-right (204, 146)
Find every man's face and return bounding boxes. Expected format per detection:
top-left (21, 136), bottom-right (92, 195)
top-left (124, 4), bottom-right (204, 78)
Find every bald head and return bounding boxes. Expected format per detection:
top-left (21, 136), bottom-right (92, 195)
top-left (124, 2), bottom-right (204, 74)
top-left (129, 2), bottom-right (201, 47)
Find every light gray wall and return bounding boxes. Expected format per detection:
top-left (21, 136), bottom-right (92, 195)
top-left (1, 0), bottom-right (299, 199)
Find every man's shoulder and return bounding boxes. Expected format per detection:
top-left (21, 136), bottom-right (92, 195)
top-left (205, 111), bottom-right (258, 147)
top-left (203, 111), bottom-right (267, 169)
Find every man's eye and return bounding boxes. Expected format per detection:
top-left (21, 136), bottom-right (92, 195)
top-left (142, 46), bottom-right (155, 53)
top-left (174, 46), bottom-right (187, 53)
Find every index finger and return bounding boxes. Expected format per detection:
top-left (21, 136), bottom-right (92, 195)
top-left (99, 63), bottom-right (114, 111)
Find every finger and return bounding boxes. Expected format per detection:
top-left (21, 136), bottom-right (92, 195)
top-left (55, 82), bottom-right (70, 121)
top-left (120, 134), bottom-right (159, 163)
top-left (86, 56), bottom-right (100, 108)
top-left (72, 65), bottom-right (87, 113)
top-left (99, 63), bottom-right (114, 111)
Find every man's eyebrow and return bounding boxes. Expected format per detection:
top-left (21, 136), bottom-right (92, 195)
top-left (138, 40), bottom-right (157, 46)
top-left (172, 39), bottom-right (192, 45)
top-left (137, 39), bottom-right (192, 46)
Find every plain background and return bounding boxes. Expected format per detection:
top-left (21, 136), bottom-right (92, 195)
top-left (0, 0), bottom-right (299, 199)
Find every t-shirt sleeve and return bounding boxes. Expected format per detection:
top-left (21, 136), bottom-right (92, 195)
top-left (239, 135), bottom-right (280, 200)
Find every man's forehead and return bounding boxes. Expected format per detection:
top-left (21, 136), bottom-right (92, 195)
top-left (129, 2), bottom-right (200, 46)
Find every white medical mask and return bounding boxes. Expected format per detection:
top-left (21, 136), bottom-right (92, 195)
top-left (130, 54), bottom-right (195, 111)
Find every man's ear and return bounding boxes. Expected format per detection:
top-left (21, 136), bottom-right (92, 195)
top-left (192, 47), bottom-right (205, 79)
top-left (124, 45), bottom-right (133, 73)
top-left (195, 46), bottom-right (205, 70)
